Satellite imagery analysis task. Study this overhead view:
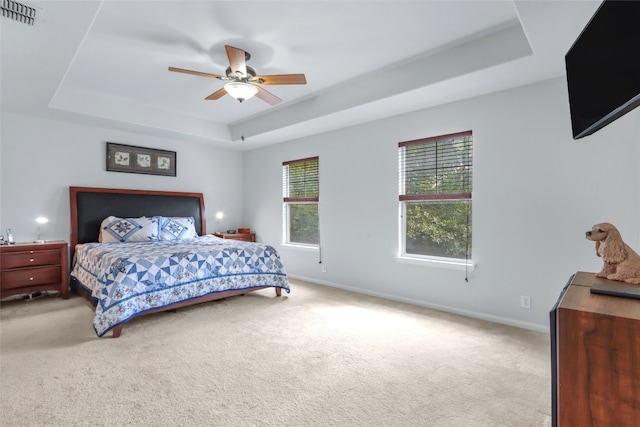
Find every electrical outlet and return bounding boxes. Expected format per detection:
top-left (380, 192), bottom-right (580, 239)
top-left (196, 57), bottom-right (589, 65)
top-left (520, 295), bottom-right (531, 309)
top-left (321, 263), bottom-right (326, 273)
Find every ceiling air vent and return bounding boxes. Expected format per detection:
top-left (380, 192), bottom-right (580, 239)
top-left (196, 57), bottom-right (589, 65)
top-left (1, 0), bottom-right (36, 25)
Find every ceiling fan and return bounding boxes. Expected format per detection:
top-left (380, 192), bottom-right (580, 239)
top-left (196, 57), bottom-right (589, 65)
top-left (169, 45), bottom-right (306, 105)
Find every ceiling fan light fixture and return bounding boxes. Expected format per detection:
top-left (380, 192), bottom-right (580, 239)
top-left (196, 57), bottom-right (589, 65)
top-left (169, 45), bottom-right (305, 106)
top-left (224, 82), bottom-right (258, 103)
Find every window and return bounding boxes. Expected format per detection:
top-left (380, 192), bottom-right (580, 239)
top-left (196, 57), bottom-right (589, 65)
top-left (283, 156), bottom-right (319, 245)
top-left (398, 131), bottom-right (472, 262)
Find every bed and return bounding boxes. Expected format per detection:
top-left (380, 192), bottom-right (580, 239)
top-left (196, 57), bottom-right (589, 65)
top-left (69, 186), bottom-right (289, 338)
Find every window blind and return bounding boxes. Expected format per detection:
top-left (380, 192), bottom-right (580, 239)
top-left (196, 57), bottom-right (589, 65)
top-left (283, 156), bottom-right (319, 202)
top-left (399, 131), bottom-right (472, 201)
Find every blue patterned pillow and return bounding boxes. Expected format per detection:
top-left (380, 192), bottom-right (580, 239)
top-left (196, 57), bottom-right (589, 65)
top-left (99, 216), bottom-right (160, 243)
top-left (159, 217), bottom-right (198, 240)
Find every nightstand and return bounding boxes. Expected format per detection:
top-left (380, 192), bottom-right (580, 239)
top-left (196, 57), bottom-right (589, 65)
top-left (0, 240), bottom-right (69, 299)
top-left (213, 232), bottom-right (256, 242)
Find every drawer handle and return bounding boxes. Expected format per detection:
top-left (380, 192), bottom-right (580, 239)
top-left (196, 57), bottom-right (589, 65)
top-left (30, 258), bottom-right (35, 262)
top-left (30, 277), bottom-right (34, 281)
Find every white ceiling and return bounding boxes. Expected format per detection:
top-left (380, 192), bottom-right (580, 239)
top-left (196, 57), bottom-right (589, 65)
top-left (1, 0), bottom-right (601, 150)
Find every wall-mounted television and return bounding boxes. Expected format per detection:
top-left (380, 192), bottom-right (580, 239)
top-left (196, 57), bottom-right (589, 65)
top-left (565, 0), bottom-right (640, 140)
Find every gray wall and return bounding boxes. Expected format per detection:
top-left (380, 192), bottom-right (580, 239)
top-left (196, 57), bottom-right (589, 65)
top-left (242, 77), bottom-right (640, 332)
top-left (0, 113), bottom-right (244, 243)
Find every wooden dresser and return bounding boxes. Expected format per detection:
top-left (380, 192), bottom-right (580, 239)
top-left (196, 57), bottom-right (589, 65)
top-left (0, 241), bottom-right (69, 299)
top-left (551, 271), bottom-right (640, 426)
top-left (213, 232), bottom-right (256, 242)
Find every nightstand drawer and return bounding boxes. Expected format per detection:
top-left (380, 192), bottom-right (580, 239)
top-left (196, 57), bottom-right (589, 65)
top-left (1, 266), bottom-right (62, 290)
top-left (226, 234), bottom-right (254, 242)
top-left (1, 250), bottom-right (61, 269)
top-left (213, 232), bottom-right (256, 242)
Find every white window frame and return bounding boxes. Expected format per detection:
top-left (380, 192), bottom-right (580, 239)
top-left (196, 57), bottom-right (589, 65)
top-left (282, 157), bottom-right (319, 248)
top-left (397, 131), bottom-right (473, 268)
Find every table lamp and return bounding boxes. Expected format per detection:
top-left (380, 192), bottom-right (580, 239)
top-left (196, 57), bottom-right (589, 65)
top-left (35, 216), bottom-right (48, 243)
top-left (215, 212), bottom-right (224, 233)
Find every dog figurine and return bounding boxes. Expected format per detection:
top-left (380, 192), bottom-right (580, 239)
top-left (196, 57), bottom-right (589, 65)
top-left (586, 223), bottom-right (640, 284)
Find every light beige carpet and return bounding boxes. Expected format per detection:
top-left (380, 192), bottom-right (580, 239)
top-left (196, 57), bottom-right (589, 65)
top-left (0, 279), bottom-right (551, 426)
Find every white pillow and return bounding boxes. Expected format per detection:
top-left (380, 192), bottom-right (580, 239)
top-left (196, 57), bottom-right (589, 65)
top-left (99, 216), bottom-right (160, 243)
top-left (159, 217), bottom-right (198, 240)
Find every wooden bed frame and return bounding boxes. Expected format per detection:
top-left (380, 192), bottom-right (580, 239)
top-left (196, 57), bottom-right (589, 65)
top-left (69, 186), bottom-right (281, 338)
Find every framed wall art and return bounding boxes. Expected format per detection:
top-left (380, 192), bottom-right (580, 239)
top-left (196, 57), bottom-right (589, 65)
top-left (106, 142), bottom-right (176, 177)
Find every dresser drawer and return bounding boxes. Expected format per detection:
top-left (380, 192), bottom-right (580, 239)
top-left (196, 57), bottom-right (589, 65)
top-left (0, 250), bottom-right (61, 269)
top-left (1, 266), bottom-right (62, 290)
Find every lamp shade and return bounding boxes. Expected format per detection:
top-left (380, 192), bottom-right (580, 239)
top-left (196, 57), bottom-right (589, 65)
top-left (224, 82), bottom-right (258, 102)
top-left (35, 216), bottom-right (48, 243)
top-left (215, 212), bottom-right (224, 233)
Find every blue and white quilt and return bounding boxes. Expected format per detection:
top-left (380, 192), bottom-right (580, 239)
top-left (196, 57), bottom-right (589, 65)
top-left (70, 236), bottom-right (289, 337)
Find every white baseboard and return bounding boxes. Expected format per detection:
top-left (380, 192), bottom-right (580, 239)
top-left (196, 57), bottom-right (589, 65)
top-left (288, 274), bottom-right (549, 334)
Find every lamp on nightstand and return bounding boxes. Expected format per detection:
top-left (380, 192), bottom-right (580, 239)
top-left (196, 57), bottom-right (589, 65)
top-left (35, 216), bottom-right (48, 243)
top-left (215, 212), bottom-right (224, 233)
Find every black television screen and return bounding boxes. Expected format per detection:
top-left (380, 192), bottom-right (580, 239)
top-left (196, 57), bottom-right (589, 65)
top-left (565, 0), bottom-right (640, 140)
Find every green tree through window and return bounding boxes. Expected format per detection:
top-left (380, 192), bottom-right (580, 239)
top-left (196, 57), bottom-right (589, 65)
top-left (399, 131), bottom-right (472, 260)
top-left (289, 204), bottom-right (319, 244)
top-left (283, 157), bottom-right (319, 245)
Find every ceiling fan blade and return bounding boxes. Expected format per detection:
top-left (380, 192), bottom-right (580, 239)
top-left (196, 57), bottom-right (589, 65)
top-left (205, 87), bottom-right (228, 100)
top-left (255, 86), bottom-right (282, 105)
top-left (255, 74), bottom-right (307, 85)
top-left (168, 67), bottom-right (224, 79)
top-left (225, 45), bottom-right (247, 78)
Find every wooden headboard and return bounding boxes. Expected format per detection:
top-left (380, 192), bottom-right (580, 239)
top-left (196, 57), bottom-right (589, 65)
top-left (69, 186), bottom-right (206, 259)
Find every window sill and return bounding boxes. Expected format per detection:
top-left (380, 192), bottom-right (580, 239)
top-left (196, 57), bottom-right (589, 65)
top-left (396, 255), bottom-right (475, 271)
top-left (280, 243), bottom-right (320, 252)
